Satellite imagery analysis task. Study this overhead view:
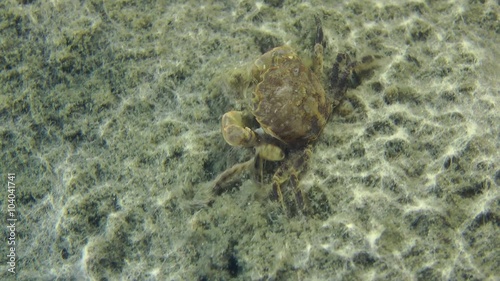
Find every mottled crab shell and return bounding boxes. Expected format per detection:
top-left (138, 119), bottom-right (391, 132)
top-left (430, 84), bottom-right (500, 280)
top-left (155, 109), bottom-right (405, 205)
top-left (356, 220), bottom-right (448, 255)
top-left (251, 46), bottom-right (332, 147)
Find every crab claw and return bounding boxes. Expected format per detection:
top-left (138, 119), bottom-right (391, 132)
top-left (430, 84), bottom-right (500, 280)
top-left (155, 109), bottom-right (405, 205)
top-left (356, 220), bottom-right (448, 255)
top-left (221, 111), bottom-right (259, 147)
top-left (256, 144), bottom-right (284, 161)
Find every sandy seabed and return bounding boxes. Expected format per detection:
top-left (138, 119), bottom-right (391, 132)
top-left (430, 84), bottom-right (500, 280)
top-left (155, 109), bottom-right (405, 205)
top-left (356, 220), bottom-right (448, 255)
top-left (0, 0), bottom-right (498, 280)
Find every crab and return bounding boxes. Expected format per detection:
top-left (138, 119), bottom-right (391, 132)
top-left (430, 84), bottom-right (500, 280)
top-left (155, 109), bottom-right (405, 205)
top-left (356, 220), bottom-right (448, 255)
top-left (212, 24), bottom-right (359, 215)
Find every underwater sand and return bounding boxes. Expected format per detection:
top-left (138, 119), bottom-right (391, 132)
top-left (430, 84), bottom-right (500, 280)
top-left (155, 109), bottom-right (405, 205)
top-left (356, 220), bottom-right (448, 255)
top-left (0, 0), bottom-right (498, 280)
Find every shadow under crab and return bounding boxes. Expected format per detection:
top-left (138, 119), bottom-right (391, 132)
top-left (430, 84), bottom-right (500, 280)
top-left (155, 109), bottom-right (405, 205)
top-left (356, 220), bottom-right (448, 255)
top-left (212, 23), bottom-right (367, 216)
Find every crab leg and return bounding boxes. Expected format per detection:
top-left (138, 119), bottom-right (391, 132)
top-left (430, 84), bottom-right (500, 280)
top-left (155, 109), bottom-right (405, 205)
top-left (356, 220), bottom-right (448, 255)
top-left (312, 18), bottom-right (324, 77)
top-left (212, 157), bottom-right (255, 195)
top-left (271, 147), bottom-right (311, 215)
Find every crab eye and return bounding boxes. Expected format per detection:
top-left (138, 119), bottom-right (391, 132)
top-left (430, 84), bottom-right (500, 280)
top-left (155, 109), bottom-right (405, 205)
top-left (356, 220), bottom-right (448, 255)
top-left (293, 67), bottom-right (300, 76)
